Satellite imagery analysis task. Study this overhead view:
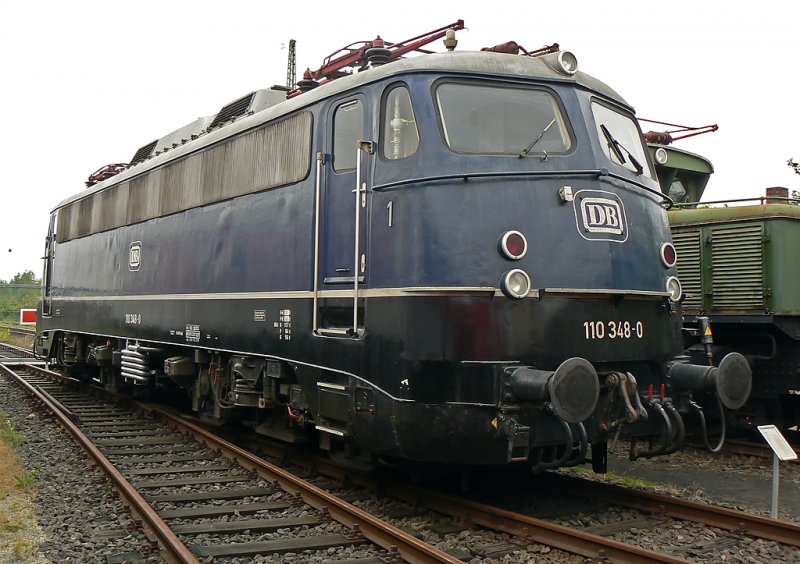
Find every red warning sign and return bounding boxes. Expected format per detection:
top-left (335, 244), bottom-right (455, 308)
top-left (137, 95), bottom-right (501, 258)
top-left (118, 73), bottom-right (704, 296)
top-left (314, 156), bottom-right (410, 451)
top-left (20, 309), bottom-right (36, 325)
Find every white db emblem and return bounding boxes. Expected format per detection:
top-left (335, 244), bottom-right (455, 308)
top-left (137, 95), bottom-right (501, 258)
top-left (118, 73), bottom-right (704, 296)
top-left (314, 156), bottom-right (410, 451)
top-left (129, 241), bottom-right (141, 271)
top-left (573, 191), bottom-right (628, 242)
top-left (581, 198), bottom-right (623, 234)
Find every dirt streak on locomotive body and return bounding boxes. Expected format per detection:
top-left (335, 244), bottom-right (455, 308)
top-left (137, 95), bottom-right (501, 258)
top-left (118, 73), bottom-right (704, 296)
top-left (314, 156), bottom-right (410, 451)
top-left (35, 26), bottom-right (751, 472)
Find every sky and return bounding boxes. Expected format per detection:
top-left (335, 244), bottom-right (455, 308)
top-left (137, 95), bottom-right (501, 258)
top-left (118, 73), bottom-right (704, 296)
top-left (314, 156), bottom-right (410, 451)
top-left (1, 2), bottom-right (798, 281)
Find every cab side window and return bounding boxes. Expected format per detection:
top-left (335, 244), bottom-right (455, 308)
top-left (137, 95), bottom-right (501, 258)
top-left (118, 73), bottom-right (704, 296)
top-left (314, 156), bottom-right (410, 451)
top-left (333, 100), bottom-right (363, 172)
top-left (383, 86), bottom-right (419, 160)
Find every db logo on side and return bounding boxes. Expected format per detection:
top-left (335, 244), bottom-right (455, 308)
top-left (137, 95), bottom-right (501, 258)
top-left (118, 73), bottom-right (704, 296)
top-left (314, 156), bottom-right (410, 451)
top-left (573, 191), bottom-right (628, 243)
top-left (129, 241), bottom-right (141, 271)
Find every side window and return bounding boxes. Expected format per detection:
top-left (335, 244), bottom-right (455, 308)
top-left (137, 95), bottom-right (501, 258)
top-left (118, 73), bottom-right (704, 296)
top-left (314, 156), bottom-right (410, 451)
top-left (333, 100), bottom-right (363, 172)
top-left (383, 86), bottom-right (419, 160)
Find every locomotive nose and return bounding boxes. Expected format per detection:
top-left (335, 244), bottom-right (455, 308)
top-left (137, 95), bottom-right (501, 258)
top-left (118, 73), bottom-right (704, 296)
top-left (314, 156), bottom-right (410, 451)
top-left (507, 358), bottom-right (600, 423)
top-left (668, 352), bottom-right (752, 410)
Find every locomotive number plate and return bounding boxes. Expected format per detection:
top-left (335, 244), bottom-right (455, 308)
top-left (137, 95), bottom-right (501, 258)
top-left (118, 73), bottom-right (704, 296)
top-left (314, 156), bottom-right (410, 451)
top-left (583, 320), bottom-right (643, 340)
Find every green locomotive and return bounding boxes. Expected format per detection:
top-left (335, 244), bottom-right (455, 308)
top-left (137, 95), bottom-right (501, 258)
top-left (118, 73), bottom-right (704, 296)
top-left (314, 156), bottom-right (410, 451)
top-left (651, 143), bottom-right (800, 431)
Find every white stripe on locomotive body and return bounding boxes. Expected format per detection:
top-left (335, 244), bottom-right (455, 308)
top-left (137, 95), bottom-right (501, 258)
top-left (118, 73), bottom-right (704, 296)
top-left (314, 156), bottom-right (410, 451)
top-left (50, 287), bottom-right (671, 302)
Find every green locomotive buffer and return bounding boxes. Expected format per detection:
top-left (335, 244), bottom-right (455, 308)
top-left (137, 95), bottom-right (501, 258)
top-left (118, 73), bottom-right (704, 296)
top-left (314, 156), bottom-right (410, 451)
top-left (650, 143), bottom-right (800, 429)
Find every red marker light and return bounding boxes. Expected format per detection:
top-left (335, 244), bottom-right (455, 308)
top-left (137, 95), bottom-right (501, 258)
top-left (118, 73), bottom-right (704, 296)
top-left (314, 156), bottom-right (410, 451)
top-left (500, 230), bottom-right (527, 260)
top-left (660, 242), bottom-right (677, 268)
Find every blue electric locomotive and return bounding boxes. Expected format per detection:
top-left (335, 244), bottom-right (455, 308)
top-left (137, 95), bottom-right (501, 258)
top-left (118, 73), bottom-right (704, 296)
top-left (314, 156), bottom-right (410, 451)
top-left (35, 23), bottom-right (751, 472)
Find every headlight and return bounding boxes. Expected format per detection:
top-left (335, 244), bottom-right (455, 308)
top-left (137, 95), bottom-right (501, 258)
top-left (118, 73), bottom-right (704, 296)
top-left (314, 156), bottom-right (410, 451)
top-left (556, 51), bottom-right (578, 74)
top-left (499, 230), bottom-right (528, 260)
top-left (501, 269), bottom-right (532, 299)
top-left (665, 276), bottom-right (682, 301)
top-left (542, 51), bottom-right (579, 76)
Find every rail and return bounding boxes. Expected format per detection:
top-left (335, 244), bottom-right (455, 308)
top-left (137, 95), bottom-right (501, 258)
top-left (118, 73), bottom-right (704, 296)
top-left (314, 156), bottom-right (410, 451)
top-left (0, 364), bottom-right (199, 564)
top-left (15, 364), bottom-right (461, 564)
top-left (139, 402), bottom-right (461, 563)
top-left (212, 425), bottom-right (694, 563)
top-left (0, 324), bottom-right (35, 337)
top-left (555, 473), bottom-right (800, 548)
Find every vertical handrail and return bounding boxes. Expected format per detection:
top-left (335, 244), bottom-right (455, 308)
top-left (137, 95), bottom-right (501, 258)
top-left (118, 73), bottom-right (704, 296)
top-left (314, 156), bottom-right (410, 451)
top-left (353, 145), bottom-right (363, 334)
top-left (312, 153), bottom-right (323, 333)
top-left (42, 214), bottom-right (55, 317)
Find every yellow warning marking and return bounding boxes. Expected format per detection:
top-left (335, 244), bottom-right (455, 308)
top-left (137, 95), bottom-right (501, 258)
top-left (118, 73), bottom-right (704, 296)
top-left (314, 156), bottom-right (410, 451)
top-left (704, 327), bottom-right (713, 336)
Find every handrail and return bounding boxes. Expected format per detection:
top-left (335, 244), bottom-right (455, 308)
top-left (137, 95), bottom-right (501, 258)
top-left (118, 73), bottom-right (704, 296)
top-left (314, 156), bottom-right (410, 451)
top-left (372, 168), bottom-right (673, 208)
top-left (674, 195), bottom-right (800, 209)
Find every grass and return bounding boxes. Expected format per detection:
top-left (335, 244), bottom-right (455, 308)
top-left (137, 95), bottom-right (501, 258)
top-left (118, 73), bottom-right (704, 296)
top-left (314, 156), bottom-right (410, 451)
top-left (0, 412), bottom-right (45, 561)
top-left (13, 466), bottom-right (42, 489)
top-left (0, 323), bottom-right (35, 348)
top-left (0, 416), bottom-right (25, 448)
top-left (560, 464), bottom-right (659, 488)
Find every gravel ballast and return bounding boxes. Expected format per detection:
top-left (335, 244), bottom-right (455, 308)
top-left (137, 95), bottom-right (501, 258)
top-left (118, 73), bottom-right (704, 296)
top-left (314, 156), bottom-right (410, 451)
top-left (3, 369), bottom-right (799, 563)
top-left (0, 376), bottom-right (163, 563)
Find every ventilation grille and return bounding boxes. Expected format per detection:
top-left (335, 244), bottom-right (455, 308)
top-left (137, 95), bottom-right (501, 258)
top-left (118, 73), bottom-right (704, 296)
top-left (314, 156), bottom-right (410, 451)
top-left (672, 230), bottom-right (702, 312)
top-left (129, 140), bottom-right (158, 166)
top-left (209, 92), bottom-right (256, 129)
top-left (711, 224), bottom-right (764, 311)
top-left (57, 112), bottom-right (313, 243)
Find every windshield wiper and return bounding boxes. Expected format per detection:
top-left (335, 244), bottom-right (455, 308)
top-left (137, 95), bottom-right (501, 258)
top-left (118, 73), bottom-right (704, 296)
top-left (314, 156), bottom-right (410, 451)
top-left (600, 123), bottom-right (644, 175)
top-left (518, 118), bottom-right (556, 158)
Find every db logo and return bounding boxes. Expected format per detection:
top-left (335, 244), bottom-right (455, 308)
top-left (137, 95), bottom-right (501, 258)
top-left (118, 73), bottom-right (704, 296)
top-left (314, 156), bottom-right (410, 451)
top-left (573, 191), bottom-right (628, 242)
top-left (129, 241), bottom-right (141, 271)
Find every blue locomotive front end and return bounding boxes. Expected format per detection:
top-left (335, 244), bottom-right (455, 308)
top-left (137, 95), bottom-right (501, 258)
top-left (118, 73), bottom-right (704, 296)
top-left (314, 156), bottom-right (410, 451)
top-left (316, 51), bottom-right (752, 470)
top-left (35, 37), bottom-right (751, 474)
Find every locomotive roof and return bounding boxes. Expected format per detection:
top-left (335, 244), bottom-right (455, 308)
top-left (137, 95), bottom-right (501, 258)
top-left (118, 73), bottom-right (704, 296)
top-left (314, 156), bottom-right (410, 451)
top-left (669, 202), bottom-right (800, 225)
top-left (58, 50), bottom-right (630, 210)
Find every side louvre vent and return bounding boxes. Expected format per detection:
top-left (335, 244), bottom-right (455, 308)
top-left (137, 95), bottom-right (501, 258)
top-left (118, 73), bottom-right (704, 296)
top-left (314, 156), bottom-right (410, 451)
top-left (130, 140), bottom-right (158, 165)
top-left (56, 112), bottom-right (313, 243)
top-left (711, 224), bottom-right (764, 311)
top-left (672, 230), bottom-right (702, 312)
top-left (209, 92), bottom-right (256, 129)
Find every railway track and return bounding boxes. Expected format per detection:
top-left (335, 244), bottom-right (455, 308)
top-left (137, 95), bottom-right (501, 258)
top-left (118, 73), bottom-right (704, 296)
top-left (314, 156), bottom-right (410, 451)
top-left (0, 323), bottom-right (35, 337)
top-left (224, 424), bottom-right (800, 562)
top-left (0, 363), bottom-right (699, 563)
top-left (2, 362), bottom-right (799, 562)
top-left (0, 341), bottom-right (44, 365)
top-left (686, 435), bottom-right (800, 461)
top-left (713, 437), bottom-right (800, 461)
top-left (0, 364), bottom-right (457, 563)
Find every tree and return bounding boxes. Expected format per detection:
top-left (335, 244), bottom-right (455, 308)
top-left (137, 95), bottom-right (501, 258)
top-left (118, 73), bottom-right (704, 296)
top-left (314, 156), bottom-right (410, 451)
top-left (0, 271), bottom-right (40, 322)
top-left (9, 270), bottom-right (38, 285)
top-left (788, 158), bottom-right (800, 176)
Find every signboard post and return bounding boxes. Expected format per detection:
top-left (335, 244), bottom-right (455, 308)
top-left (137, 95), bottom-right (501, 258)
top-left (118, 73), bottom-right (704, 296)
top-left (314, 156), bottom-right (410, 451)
top-left (757, 425), bottom-right (798, 518)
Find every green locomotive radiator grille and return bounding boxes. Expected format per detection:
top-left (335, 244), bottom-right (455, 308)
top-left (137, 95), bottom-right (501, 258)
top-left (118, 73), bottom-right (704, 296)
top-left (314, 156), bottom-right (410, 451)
top-left (672, 230), bottom-right (702, 311)
top-left (711, 224), bottom-right (764, 310)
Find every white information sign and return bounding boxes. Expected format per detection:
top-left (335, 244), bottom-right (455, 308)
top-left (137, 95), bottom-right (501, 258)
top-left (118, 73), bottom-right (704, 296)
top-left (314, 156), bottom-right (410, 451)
top-left (757, 425), bottom-right (797, 461)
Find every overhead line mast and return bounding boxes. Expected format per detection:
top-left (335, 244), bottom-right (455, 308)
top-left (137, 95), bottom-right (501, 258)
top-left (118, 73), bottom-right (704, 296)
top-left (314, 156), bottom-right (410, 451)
top-left (286, 39), bottom-right (296, 91)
